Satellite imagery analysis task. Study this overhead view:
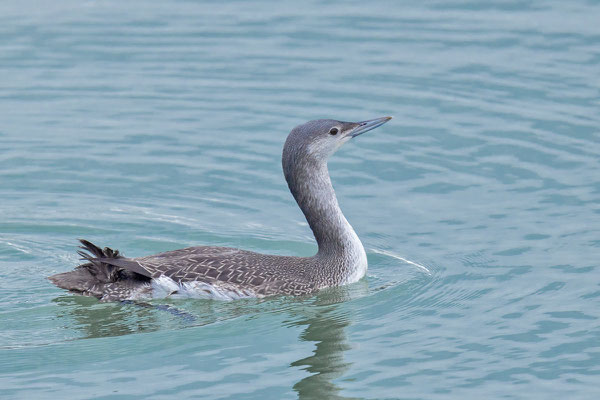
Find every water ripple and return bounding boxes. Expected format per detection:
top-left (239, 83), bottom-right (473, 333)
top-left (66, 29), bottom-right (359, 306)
top-left (1, 0), bottom-right (600, 398)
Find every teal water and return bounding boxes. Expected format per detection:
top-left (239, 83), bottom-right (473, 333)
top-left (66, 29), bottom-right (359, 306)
top-left (1, 0), bottom-right (599, 398)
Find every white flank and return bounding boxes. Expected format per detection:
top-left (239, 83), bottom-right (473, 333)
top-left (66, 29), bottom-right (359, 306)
top-left (151, 275), bottom-right (258, 301)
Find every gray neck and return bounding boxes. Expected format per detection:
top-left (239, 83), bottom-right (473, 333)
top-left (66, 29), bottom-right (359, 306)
top-left (284, 157), bottom-right (364, 261)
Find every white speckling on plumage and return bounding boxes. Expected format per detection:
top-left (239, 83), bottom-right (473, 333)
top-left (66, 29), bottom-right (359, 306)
top-left (49, 117), bottom-right (392, 301)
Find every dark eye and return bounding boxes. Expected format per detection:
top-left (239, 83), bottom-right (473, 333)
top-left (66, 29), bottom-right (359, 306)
top-left (329, 128), bottom-right (339, 135)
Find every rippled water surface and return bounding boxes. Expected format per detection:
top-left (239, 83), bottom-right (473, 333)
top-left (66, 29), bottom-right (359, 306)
top-left (1, 0), bottom-right (599, 398)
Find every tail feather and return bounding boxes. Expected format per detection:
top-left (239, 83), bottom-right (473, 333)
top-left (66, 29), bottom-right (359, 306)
top-left (78, 239), bottom-right (104, 258)
top-left (78, 239), bottom-right (122, 259)
top-left (49, 239), bottom-right (128, 296)
top-left (75, 239), bottom-right (124, 283)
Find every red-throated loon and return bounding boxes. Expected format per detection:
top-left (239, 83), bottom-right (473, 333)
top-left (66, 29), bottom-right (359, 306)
top-left (49, 117), bottom-right (392, 301)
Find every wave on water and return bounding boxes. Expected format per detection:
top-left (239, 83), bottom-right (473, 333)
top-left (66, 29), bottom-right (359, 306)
top-left (370, 248), bottom-right (432, 276)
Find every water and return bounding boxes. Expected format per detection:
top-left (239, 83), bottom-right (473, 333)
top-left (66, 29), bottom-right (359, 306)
top-left (1, 0), bottom-right (599, 398)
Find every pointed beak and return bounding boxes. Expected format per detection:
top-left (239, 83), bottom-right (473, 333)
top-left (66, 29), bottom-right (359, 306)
top-left (349, 116), bottom-right (392, 138)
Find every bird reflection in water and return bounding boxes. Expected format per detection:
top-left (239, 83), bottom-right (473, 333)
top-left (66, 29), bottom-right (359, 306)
top-left (51, 295), bottom-right (202, 339)
top-left (290, 282), bottom-right (366, 399)
top-left (52, 280), bottom-right (367, 398)
top-left (291, 308), bottom-right (354, 399)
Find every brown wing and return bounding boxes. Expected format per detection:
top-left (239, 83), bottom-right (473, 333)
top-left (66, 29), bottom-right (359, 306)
top-left (97, 245), bottom-right (316, 295)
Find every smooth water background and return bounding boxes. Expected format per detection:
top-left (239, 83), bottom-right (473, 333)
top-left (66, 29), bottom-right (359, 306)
top-left (1, 0), bottom-right (599, 398)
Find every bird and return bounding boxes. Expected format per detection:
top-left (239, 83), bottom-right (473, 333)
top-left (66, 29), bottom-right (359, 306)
top-left (49, 117), bottom-right (392, 301)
